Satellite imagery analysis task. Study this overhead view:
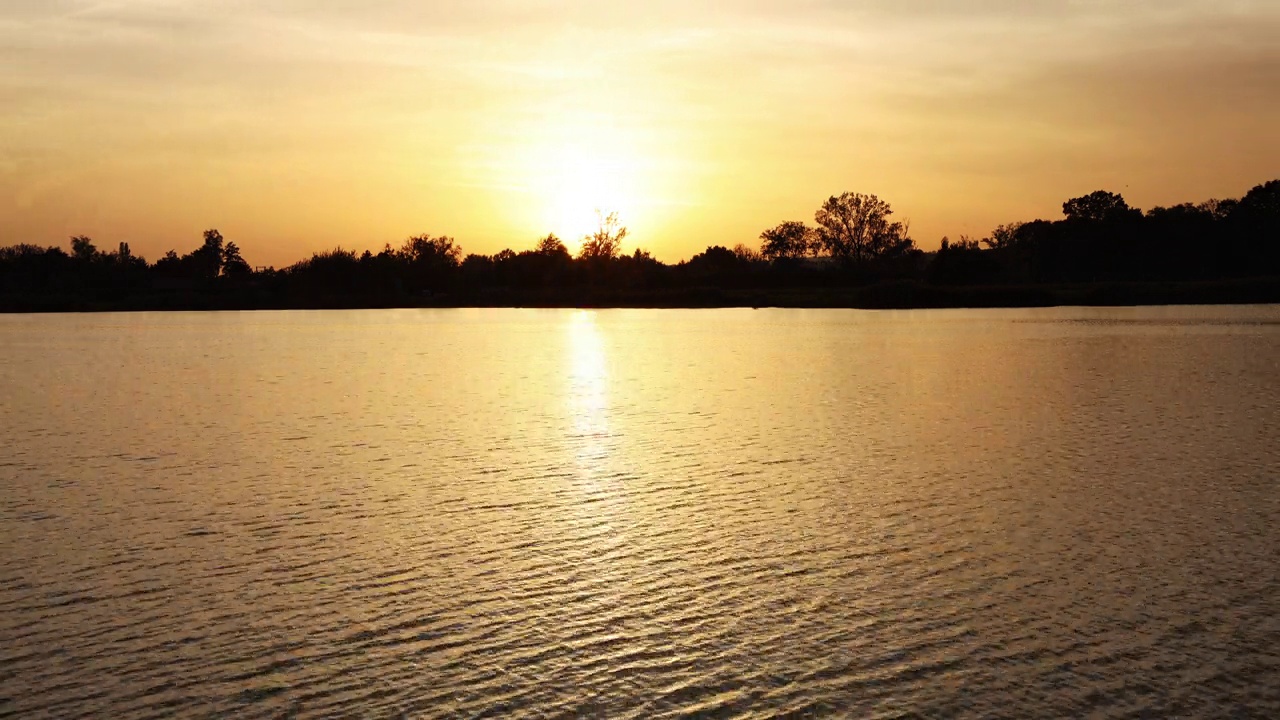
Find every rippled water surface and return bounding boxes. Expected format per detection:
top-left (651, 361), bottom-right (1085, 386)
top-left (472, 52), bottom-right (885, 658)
top-left (2, 307), bottom-right (1279, 718)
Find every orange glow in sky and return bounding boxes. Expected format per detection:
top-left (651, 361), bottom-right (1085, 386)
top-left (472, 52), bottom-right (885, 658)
top-left (2, 1), bottom-right (1279, 265)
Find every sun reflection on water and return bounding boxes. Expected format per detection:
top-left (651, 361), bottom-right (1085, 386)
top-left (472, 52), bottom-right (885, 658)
top-left (567, 311), bottom-right (610, 466)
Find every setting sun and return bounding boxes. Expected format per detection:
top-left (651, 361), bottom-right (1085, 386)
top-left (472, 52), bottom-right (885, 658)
top-left (514, 114), bottom-right (649, 251)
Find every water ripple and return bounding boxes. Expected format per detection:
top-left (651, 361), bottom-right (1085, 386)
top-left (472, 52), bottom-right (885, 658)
top-left (1, 307), bottom-right (1278, 718)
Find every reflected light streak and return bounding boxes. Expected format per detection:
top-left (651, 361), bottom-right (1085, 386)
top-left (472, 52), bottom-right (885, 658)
top-left (567, 311), bottom-right (610, 466)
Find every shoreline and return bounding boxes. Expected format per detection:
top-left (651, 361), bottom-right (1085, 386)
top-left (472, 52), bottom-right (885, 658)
top-left (4, 277), bottom-right (1280, 313)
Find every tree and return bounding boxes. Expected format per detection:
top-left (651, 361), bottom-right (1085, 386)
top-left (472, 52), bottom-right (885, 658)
top-left (192, 229), bottom-right (225, 279)
top-left (459, 253), bottom-right (495, 286)
top-left (814, 193), bottom-right (914, 262)
top-left (1237, 179), bottom-right (1280, 220)
top-left (1062, 191), bottom-right (1139, 223)
top-left (1199, 198), bottom-right (1237, 220)
top-left (579, 212), bottom-right (627, 261)
top-left (732, 243), bottom-right (761, 263)
top-left (535, 233), bottom-right (570, 258)
top-left (688, 245), bottom-right (739, 273)
top-left (939, 236), bottom-right (981, 251)
top-left (759, 221), bottom-right (814, 261)
top-left (931, 235), bottom-right (1004, 285)
top-left (1145, 203), bottom-right (1213, 223)
top-left (1234, 179), bottom-right (1280, 271)
top-left (982, 222), bottom-right (1024, 250)
top-left (396, 234), bottom-right (462, 293)
top-left (400, 234), bottom-right (462, 265)
top-left (105, 241), bottom-right (146, 271)
top-left (222, 241), bottom-right (251, 276)
top-left (70, 236), bottom-right (98, 261)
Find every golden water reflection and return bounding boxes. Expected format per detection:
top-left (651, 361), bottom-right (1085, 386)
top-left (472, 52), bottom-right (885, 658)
top-left (566, 311), bottom-right (610, 466)
top-left (3, 308), bottom-right (1280, 717)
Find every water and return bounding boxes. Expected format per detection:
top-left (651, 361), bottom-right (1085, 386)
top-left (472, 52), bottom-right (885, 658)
top-left (1, 306), bottom-right (1278, 719)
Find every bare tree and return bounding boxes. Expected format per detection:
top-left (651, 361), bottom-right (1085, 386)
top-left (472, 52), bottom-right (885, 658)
top-left (732, 243), bottom-right (761, 263)
top-left (579, 212), bottom-right (628, 261)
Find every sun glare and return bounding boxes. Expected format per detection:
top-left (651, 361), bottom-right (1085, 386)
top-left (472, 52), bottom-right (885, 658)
top-left (517, 115), bottom-right (649, 251)
top-left (547, 148), bottom-right (633, 245)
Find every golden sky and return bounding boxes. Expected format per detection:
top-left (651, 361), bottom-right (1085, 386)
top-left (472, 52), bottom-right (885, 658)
top-left (3, 1), bottom-right (1279, 265)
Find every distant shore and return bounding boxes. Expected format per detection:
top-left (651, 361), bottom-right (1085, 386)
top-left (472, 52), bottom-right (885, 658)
top-left (6, 179), bottom-right (1278, 315)
top-left (5, 276), bottom-right (1280, 313)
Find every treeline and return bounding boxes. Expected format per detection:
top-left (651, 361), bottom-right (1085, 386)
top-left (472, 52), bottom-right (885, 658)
top-left (1, 180), bottom-right (1277, 310)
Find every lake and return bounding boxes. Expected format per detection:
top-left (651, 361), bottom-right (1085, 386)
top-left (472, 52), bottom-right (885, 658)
top-left (1, 307), bottom-right (1278, 718)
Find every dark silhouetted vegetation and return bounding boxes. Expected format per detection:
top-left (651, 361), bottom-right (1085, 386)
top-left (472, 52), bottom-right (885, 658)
top-left (3, 179), bottom-right (1279, 311)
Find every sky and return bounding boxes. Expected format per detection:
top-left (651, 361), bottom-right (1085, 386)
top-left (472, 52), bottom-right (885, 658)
top-left (2, 1), bottom-right (1279, 266)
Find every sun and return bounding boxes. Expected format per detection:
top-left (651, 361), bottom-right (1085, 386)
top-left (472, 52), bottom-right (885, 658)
top-left (517, 115), bottom-right (648, 250)
top-left (547, 147), bottom-right (634, 244)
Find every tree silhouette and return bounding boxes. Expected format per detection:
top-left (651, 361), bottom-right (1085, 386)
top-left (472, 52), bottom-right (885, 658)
top-left (1235, 180), bottom-right (1280, 271)
top-left (6, 175), bottom-right (1280, 311)
top-left (814, 193), bottom-right (914, 262)
top-left (759, 221), bottom-right (814, 261)
top-left (1237, 180), bottom-right (1280, 220)
top-left (688, 245), bottom-right (739, 273)
top-left (1062, 191), bottom-right (1139, 223)
top-left (981, 222), bottom-right (1024, 250)
top-left (400, 234), bottom-right (461, 265)
top-left (396, 234), bottom-right (461, 293)
top-left (70, 236), bottom-right (99, 262)
top-left (535, 233), bottom-right (569, 258)
top-left (579, 212), bottom-right (627, 261)
top-left (222, 241), bottom-right (251, 276)
top-left (732, 244), bottom-right (761, 263)
top-left (193, 229), bottom-right (225, 280)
